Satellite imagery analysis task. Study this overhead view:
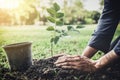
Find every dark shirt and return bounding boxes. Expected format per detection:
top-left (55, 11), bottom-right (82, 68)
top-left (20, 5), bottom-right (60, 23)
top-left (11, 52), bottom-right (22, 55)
top-left (88, 0), bottom-right (120, 55)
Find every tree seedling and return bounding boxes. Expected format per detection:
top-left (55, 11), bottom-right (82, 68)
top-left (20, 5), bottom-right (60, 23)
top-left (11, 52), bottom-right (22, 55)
top-left (46, 2), bottom-right (79, 57)
top-left (46, 2), bottom-right (65, 56)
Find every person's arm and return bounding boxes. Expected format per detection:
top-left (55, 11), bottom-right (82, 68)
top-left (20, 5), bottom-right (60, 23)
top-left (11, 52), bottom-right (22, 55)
top-left (81, 46), bottom-right (98, 58)
top-left (95, 39), bottom-right (120, 69)
top-left (95, 50), bottom-right (119, 69)
top-left (55, 0), bottom-right (120, 72)
top-left (87, 0), bottom-right (120, 54)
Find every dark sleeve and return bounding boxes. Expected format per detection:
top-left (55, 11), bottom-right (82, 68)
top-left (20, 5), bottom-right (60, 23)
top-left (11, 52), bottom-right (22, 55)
top-left (113, 40), bottom-right (120, 56)
top-left (88, 0), bottom-right (120, 53)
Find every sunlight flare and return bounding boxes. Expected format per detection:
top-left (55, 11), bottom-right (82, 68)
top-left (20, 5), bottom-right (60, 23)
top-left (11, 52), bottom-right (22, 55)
top-left (0, 0), bottom-right (23, 9)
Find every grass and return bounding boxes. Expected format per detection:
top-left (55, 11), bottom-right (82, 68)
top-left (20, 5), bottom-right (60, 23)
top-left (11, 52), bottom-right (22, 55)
top-left (0, 25), bottom-right (95, 58)
top-left (0, 24), bottom-right (120, 67)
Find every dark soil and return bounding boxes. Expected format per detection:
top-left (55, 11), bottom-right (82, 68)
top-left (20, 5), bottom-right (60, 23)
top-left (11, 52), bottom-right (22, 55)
top-left (1, 57), bottom-right (120, 80)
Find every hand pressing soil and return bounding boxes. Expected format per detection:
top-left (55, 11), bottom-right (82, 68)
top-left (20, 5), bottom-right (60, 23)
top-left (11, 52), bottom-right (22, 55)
top-left (55, 55), bottom-right (97, 72)
top-left (22, 57), bottom-right (95, 80)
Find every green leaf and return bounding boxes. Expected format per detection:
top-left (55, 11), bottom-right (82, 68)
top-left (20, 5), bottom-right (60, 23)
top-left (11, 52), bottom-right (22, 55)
top-left (53, 3), bottom-right (60, 11)
top-left (46, 26), bottom-right (55, 31)
top-left (54, 36), bottom-right (60, 44)
top-left (61, 30), bottom-right (65, 33)
top-left (73, 30), bottom-right (80, 33)
top-left (47, 16), bottom-right (55, 23)
top-left (56, 20), bottom-right (64, 26)
top-left (50, 38), bottom-right (54, 43)
top-left (47, 8), bottom-right (56, 16)
top-left (67, 25), bottom-right (74, 31)
top-left (56, 12), bottom-right (64, 18)
top-left (55, 29), bottom-right (61, 33)
top-left (76, 25), bottom-right (85, 29)
top-left (62, 32), bottom-right (68, 36)
top-left (67, 26), bottom-right (80, 33)
top-left (61, 30), bottom-right (68, 36)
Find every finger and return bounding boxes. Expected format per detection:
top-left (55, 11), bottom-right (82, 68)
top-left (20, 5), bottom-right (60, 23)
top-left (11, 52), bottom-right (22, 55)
top-left (65, 55), bottom-right (81, 59)
top-left (66, 56), bottom-right (81, 62)
top-left (62, 66), bottom-right (91, 72)
top-left (54, 56), bottom-right (68, 64)
top-left (57, 63), bottom-right (94, 72)
top-left (67, 62), bottom-right (89, 67)
top-left (55, 57), bottom-right (78, 64)
top-left (59, 55), bottom-right (81, 62)
top-left (55, 55), bottom-right (83, 64)
top-left (55, 56), bottom-right (83, 65)
top-left (56, 62), bottom-right (68, 66)
top-left (52, 53), bottom-right (67, 58)
top-left (56, 61), bottom-right (78, 66)
top-left (54, 55), bottom-right (76, 64)
top-left (56, 61), bottom-right (85, 67)
top-left (61, 65), bottom-right (80, 70)
top-left (61, 65), bottom-right (92, 71)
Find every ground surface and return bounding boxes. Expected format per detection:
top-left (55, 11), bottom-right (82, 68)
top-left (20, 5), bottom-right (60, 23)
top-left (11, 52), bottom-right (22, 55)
top-left (0, 25), bottom-right (120, 80)
top-left (1, 57), bottom-right (120, 80)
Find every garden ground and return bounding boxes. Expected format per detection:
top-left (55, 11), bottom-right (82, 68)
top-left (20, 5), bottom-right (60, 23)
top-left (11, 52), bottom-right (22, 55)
top-left (0, 24), bottom-right (120, 80)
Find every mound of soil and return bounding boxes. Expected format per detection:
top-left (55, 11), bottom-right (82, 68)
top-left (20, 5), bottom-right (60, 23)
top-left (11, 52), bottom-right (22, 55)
top-left (1, 57), bottom-right (120, 80)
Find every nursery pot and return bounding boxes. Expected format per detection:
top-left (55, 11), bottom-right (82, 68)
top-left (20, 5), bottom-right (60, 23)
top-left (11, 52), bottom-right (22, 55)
top-left (3, 42), bottom-right (32, 72)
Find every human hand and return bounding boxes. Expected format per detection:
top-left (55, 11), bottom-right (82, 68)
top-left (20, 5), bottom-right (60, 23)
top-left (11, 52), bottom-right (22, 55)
top-left (52, 53), bottom-right (69, 58)
top-left (54, 55), bottom-right (97, 72)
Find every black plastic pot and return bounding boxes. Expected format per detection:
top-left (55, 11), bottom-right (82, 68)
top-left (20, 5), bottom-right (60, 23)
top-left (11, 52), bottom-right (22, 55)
top-left (3, 42), bottom-right (32, 72)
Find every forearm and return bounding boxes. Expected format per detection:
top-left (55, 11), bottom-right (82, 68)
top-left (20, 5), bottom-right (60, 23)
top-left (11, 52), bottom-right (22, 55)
top-left (95, 50), bottom-right (119, 69)
top-left (81, 46), bottom-right (98, 58)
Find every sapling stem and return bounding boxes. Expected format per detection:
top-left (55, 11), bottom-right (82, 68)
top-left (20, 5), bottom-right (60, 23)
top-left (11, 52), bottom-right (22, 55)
top-left (47, 2), bottom-right (64, 57)
top-left (51, 41), bottom-right (53, 57)
top-left (51, 16), bottom-right (57, 57)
